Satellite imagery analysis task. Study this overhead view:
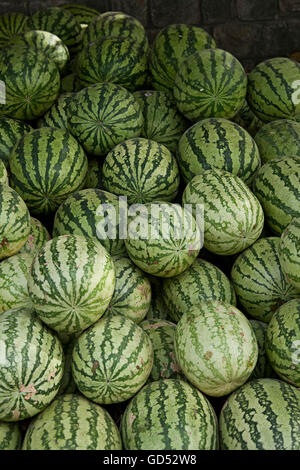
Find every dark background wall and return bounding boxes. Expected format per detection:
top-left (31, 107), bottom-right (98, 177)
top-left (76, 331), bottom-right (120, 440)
top-left (1, 0), bottom-right (300, 70)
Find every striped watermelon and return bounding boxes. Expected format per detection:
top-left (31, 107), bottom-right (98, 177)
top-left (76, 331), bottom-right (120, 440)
top-left (219, 378), bottom-right (300, 449)
top-left (0, 116), bottom-right (32, 167)
top-left (82, 11), bottom-right (149, 54)
top-left (174, 301), bottom-right (258, 396)
top-left (232, 99), bottom-right (263, 137)
top-left (0, 161), bottom-right (8, 185)
top-left (22, 393), bottom-right (122, 450)
top-left (279, 217), bottom-right (300, 289)
top-left (0, 307), bottom-right (64, 422)
top-left (58, 341), bottom-right (77, 396)
top-left (0, 13), bottom-right (29, 48)
top-left (252, 156), bottom-right (300, 235)
top-left (53, 188), bottom-right (127, 257)
top-left (247, 57), bottom-right (300, 122)
top-left (125, 201), bottom-right (201, 278)
top-left (60, 73), bottom-right (81, 93)
top-left (72, 313), bottom-right (153, 404)
top-left (231, 237), bottom-right (300, 323)
top-left (102, 138), bottom-right (180, 204)
top-left (146, 277), bottom-right (171, 320)
top-left (0, 45), bottom-right (60, 121)
top-left (0, 252), bottom-right (34, 313)
top-left (28, 234), bottom-right (116, 335)
top-left (0, 183), bottom-right (30, 260)
top-left (182, 169), bottom-right (264, 256)
top-left (162, 258), bottom-right (236, 322)
top-left (85, 157), bottom-right (103, 189)
top-left (9, 127), bottom-right (88, 215)
top-left (173, 49), bottom-right (247, 122)
top-left (37, 92), bottom-right (73, 130)
top-left (66, 83), bottom-right (143, 156)
top-left (19, 217), bottom-right (50, 256)
top-left (177, 118), bottom-right (261, 185)
top-left (76, 36), bottom-right (148, 91)
top-left (266, 299), bottom-right (300, 386)
top-left (0, 422), bottom-right (22, 450)
top-left (133, 89), bottom-right (189, 153)
top-left (121, 378), bottom-right (219, 450)
top-left (149, 24), bottom-right (216, 92)
top-left (249, 320), bottom-right (276, 380)
top-left (254, 119), bottom-right (300, 164)
top-left (60, 3), bottom-right (100, 27)
top-left (106, 255), bottom-right (151, 323)
top-left (140, 319), bottom-right (183, 380)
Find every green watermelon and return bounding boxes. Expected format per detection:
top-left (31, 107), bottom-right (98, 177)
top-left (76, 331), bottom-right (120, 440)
top-left (28, 234), bottom-right (116, 335)
top-left (146, 295), bottom-right (171, 321)
top-left (254, 119), bottom-right (300, 163)
top-left (249, 320), bottom-right (276, 380)
top-left (174, 301), bottom-right (258, 396)
top-left (247, 57), bottom-right (300, 122)
top-left (66, 83), bottom-right (143, 156)
top-left (279, 217), bottom-right (300, 289)
top-left (182, 169), bottom-right (264, 256)
top-left (60, 73), bottom-right (81, 93)
top-left (266, 299), bottom-right (300, 386)
top-left (149, 24), bottom-right (216, 92)
top-left (102, 137), bottom-right (180, 204)
top-left (219, 378), bottom-right (300, 449)
top-left (0, 183), bottom-right (30, 260)
top-left (60, 3), bottom-right (100, 27)
top-left (162, 258), bottom-right (236, 322)
top-left (232, 99), bottom-right (263, 137)
top-left (57, 340), bottom-right (77, 396)
top-left (0, 45), bottom-right (60, 121)
top-left (76, 36), bottom-right (148, 91)
top-left (231, 237), bottom-right (300, 323)
top-left (0, 307), bottom-right (64, 421)
top-left (252, 156), bottom-right (300, 235)
top-left (0, 116), bottom-right (32, 167)
top-left (106, 255), bottom-right (151, 323)
top-left (124, 201), bottom-right (201, 278)
top-left (19, 217), bottom-right (50, 256)
top-left (177, 118), bottom-right (261, 184)
top-left (72, 313), bottom-right (153, 404)
top-left (121, 378), bottom-right (218, 450)
top-left (9, 127), bottom-right (88, 215)
top-left (22, 393), bottom-right (122, 450)
top-left (0, 422), bottom-right (22, 450)
top-left (133, 89), bottom-right (189, 153)
top-left (85, 157), bottom-right (103, 189)
top-left (53, 188), bottom-right (127, 257)
top-left (0, 161), bottom-right (8, 185)
top-left (173, 48), bottom-right (247, 122)
top-left (0, 13), bottom-right (29, 48)
top-left (37, 92), bottom-right (73, 130)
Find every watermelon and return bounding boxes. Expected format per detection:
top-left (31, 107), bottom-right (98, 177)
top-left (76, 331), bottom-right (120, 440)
top-left (0, 45), bottom-right (61, 121)
top-left (266, 299), bottom-right (300, 386)
top-left (133, 89), bottom-right (189, 153)
top-left (174, 301), bottom-right (258, 396)
top-left (231, 237), bottom-right (300, 323)
top-left (124, 201), bottom-right (201, 278)
top-left (219, 378), bottom-right (300, 449)
top-left (102, 137), bottom-right (180, 204)
top-left (0, 161), bottom-right (8, 185)
top-left (173, 48), bottom-right (247, 122)
top-left (247, 57), bottom-right (300, 122)
top-left (279, 217), bottom-right (300, 289)
top-left (232, 99), bottom-right (263, 137)
top-left (71, 313), bottom-right (153, 404)
top-left (28, 234), bottom-right (116, 335)
top-left (140, 319), bottom-right (183, 380)
top-left (0, 422), bottom-right (22, 450)
top-left (37, 92), bottom-right (73, 130)
top-left (22, 394), bottom-right (122, 450)
top-left (149, 24), bottom-right (216, 92)
top-left (85, 157), bottom-right (103, 189)
top-left (0, 116), bottom-right (32, 167)
top-left (106, 255), bottom-right (151, 323)
top-left (162, 258), bottom-right (236, 322)
top-left (0, 307), bottom-right (64, 422)
top-left (249, 320), bottom-right (276, 380)
top-left (121, 378), bottom-right (218, 450)
top-left (9, 127), bottom-right (88, 215)
top-left (182, 169), bottom-right (264, 256)
top-left (19, 217), bottom-right (50, 256)
top-left (0, 183), bottom-right (30, 260)
top-left (76, 36), bottom-right (148, 91)
top-left (60, 73), bottom-right (81, 93)
top-left (252, 156), bottom-right (300, 235)
top-left (60, 3), bottom-right (100, 27)
top-left (146, 277), bottom-right (171, 320)
top-left (0, 252), bottom-right (34, 314)
top-left (66, 83), bottom-right (143, 156)
top-left (177, 118), bottom-right (261, 185)
top-left (57, 340), bottom-right (77, 396)
top-left (254, 119), bottom-right (300, 163)
top-left (53, 188), bottom-right (127, 257)
top-left (0, 13), bottom-right (29, 48)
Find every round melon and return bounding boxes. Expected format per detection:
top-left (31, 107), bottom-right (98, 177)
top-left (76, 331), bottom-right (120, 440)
top-left (0, 116), bottom-right (32, 167)
top-left (249, 320), bottom-right (276, 380)
top-left (254, 119), bottom-right (300, 163)
top-left (85, 157), bottom-right (103, 189)
top-left (57, 339), bottom-right (77, 396)
top-left (19, 217), bottom-right (50, 256)
top-left (0, 161), bottom-right (8, 185)
top-left (28, 234), bottom-right (116, 335)
top-left (232, 99), bottom-right (263, 137)
top-left (279, 218), bottom-right (300, 289)
top-left (0, 12), bottom-right (29, 48)
top-left (59, 3), bottom-right (100, 27)
top-left (60, 73), bottom-right (81, 93)
top-left (37, 92), bottom-right (73, 130)
top-left (0, 422), bottom-right (22, 450)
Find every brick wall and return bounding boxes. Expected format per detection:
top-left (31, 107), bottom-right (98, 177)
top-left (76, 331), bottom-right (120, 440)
top-left (2, 0), bottom-right (300, 70)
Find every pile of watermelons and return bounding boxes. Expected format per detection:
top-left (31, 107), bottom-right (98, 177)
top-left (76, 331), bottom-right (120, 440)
top-left (0, 3), bottom-right (299, 451)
